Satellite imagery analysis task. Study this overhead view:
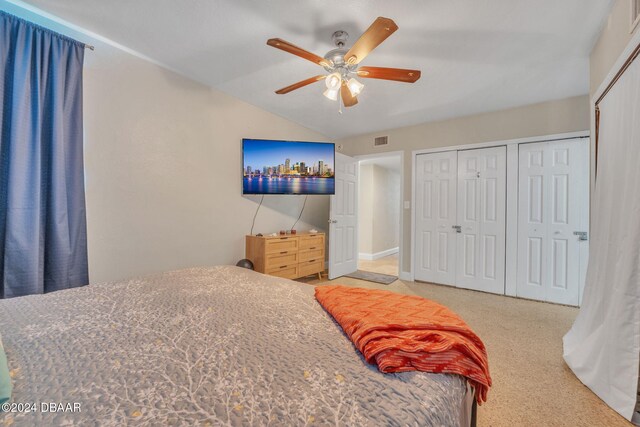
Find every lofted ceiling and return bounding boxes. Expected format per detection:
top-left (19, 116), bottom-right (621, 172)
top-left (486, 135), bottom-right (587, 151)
top-left (12, 0), bottom-right (613, 139)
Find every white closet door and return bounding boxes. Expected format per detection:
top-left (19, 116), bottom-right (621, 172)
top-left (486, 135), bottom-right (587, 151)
top-left (517, 139), bottom-right (588, 305)
top-left (414, 151), bottom-right (458, 285)
top-left (455, 147), bottom-right (507, 294)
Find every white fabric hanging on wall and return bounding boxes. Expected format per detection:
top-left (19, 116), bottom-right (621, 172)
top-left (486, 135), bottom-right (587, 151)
top-left (563, 56), bottom-right (640, 421)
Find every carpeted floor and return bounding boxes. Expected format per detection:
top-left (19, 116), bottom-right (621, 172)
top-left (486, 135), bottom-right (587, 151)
top-left (298, 259), bottom-right (633, 426)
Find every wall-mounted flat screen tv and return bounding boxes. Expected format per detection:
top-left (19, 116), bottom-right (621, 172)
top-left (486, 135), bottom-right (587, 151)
top-left (242, 139), bottom-right (335, 195)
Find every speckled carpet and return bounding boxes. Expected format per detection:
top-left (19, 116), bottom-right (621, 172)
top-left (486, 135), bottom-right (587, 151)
top-left (297, 271), bottom-right (634, 427)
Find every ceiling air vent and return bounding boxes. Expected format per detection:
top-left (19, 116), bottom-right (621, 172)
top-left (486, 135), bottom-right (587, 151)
top-left (374, 136), bottom-right (388, 147)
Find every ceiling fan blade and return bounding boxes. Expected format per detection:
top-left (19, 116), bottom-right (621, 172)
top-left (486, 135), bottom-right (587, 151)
top-left (344, 17), bottom-right (398, 65)
top-left (340, 82), bottom-right (358, 107)
top-left (275, 75), bottom-right (326, 94)
top-left (357, 66), bottom-right (421, 83)
top-left (267, 38), bottom-right (330, 67)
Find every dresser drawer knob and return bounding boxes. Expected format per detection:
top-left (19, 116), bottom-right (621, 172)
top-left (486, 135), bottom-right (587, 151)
top-left (309, 247), bottom-right (316, 250)
top-left (280, 265), bottom-right (287, 269)
top-left (309, 259), bottom-right (316, 262)
top-left (280, 251), bottom-right (287, 254)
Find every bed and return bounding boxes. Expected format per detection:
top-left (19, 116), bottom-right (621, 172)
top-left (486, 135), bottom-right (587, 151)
top-left (0, 266), bottom-right (475, 426)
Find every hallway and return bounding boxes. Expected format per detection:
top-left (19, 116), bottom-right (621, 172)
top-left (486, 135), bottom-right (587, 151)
top-left (358, 253), bottom-right (399, 277)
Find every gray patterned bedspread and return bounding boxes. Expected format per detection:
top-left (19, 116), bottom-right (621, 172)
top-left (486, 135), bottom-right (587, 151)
top-left (0, 266), bottom-right (471, 426)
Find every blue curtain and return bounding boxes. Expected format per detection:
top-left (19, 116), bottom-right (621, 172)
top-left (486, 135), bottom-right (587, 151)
top-left (0, 11), bottom-right (88, 298)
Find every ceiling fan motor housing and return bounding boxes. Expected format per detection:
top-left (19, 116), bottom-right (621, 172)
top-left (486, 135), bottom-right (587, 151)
top-left (324, 31), bottom-right (357, 75)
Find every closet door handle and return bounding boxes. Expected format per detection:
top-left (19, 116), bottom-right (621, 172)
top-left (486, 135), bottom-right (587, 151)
top-left (573, 231), bottom-right (588, 241)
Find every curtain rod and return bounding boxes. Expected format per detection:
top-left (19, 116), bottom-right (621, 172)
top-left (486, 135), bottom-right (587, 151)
top-left (595, 42), bottom-right (640, 107)
top-left (1, 10), bottom-right (95, 51)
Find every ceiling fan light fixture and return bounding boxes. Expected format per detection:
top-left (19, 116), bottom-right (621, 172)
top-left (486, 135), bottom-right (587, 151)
top-left (325, 72), bottom-right (342, 90)
top-left (323, 88), bottom-right (339, 101)
top-left (347, 77), bottom-right (364, 96)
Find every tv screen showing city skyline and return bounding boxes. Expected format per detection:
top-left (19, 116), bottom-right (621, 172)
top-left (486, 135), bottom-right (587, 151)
top-left (242, 139), bottom-right (335, 195)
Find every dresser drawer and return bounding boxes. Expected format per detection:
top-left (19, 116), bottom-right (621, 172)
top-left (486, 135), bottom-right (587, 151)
top-left (299, 235), bottom-right (324, 250)
top-left (298, 259), bottom-right (323, 278)
top-left (246, 233), bottom-right (324, 279)
top-left (299, 248), bottom-right (323, 263)
top-left (265, 237), bottom-right (299, 254)
top-left (265, 252), bottom-right (298, 269)
top-left (267, 264), bottom-right (299, 279)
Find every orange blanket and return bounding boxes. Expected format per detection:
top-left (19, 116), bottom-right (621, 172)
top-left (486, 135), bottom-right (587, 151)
top-left (315, 285), bottom-right (492, 403)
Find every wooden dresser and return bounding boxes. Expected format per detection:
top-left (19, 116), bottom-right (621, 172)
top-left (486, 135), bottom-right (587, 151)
top-left (245, 232), bottom-right (325, 280)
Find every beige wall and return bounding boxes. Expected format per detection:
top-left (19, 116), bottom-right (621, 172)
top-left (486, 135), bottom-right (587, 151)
top-left (358, 164), bottom-right (400, 256)
top-left (590, 0), bottom-right (638, 96)
top-left (338, 95), bottom-right (590, 273)
top-left (372, 166), bottom-right (400, 254)
top-left (358, 165), bottom-right (374, 254)
top-left (83, 43), bottom-right (330, 283)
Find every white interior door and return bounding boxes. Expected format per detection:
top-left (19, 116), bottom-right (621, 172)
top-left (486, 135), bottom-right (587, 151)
top-left (414, 151), bottom-right (458, 285)
top-left (517, 139), bottom-right (588, 306)
top-left (455, 147), bottom-right (507, 294)
top-left (328, 152), bottom-right (358, 279)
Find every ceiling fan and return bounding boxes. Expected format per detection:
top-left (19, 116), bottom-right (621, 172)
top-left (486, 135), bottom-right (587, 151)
top-left (267, 17), bottom-right (421, 110)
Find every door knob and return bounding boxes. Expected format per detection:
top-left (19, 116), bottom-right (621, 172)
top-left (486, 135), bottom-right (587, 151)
top-left (328, 219), bottom-right (338, 224)
top-left (452, 225), bottom-right (462, 233)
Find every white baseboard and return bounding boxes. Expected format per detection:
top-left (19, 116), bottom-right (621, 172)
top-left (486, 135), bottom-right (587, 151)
top-left (358, 247), bottom-right (399, 261)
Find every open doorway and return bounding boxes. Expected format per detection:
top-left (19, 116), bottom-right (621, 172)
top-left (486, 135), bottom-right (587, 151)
top-left (357, 153), bottom-right (402, 279)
